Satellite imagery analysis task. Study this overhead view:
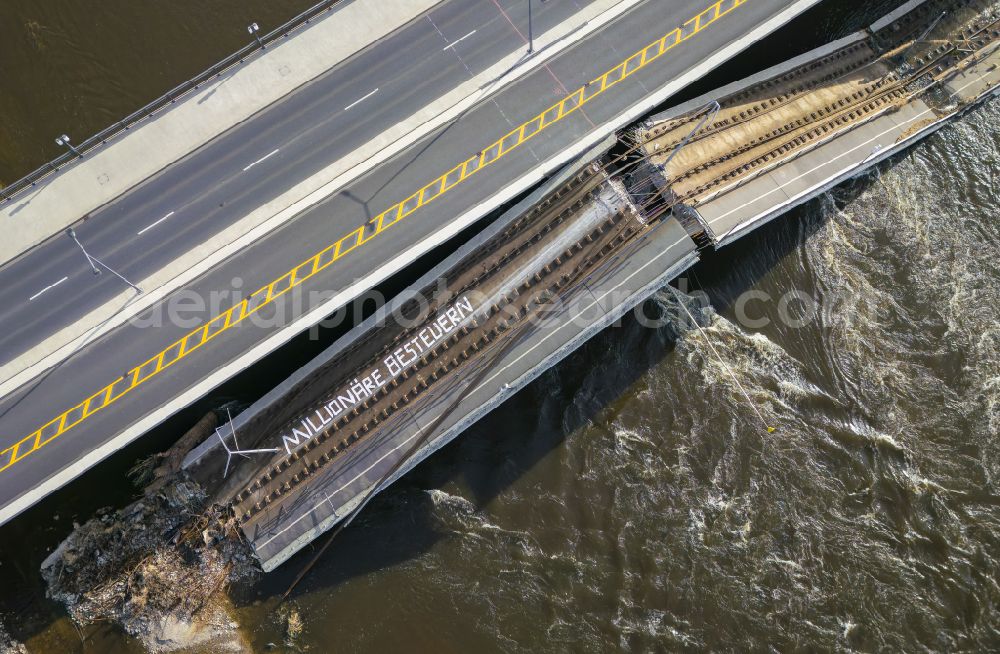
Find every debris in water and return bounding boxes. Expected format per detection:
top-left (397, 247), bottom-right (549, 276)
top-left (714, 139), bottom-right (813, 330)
top-left (0, 619), bottom-right (26, 654)
top-left (39, 414), bottom-right (259, 653)
top-left (278, 603), bottom-right (305, 646)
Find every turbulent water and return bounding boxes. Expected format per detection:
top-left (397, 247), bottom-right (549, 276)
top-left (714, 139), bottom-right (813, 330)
top-left (2, 0), bottom-right (1000, 651)
top-left (246, 104), bottom-right (999, 652)
top-left (227, 102), bottom-right (1000, 651)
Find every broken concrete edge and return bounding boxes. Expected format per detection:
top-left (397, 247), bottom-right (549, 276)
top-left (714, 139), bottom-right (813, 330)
top-left (38, 478), bottom-right (257, 653)
top-left (36, 409), bottom-right (262, 650)
top-left (0, 618), bottom-right (26, 654)
top-left (43, 409), bottom-right (220, 572)
top-left (182, 133), bottom-right (620, 472)
top-left (0, 0), bottom-right (445, 266)
top-left (643, 31), bottom-right (868, 129)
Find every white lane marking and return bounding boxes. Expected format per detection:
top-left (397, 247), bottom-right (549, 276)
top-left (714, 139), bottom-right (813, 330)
top-left (29, 276), bottom-right (69, 302)
top-left (242, 148), bottom-right (280, 172)
top-left (343, 88), bottom-right (380, 111)
top-left (442, 29), bottom-right (477, 51)
top-left (136, 211), bottom-right (176, 236)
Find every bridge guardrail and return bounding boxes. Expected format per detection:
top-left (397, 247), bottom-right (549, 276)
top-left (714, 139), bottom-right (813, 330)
top-left (0, 0), bottom-right (352, 204)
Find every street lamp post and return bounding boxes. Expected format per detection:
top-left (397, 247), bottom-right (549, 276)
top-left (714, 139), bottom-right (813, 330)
top-left (66, 227), bottom-right (143, 293)
top-left (55, 134), bottom-right (81, 159)
top-left (527, 0), bottom-right (534, 54)
top-left (248, 22), bottom-right (263, 50)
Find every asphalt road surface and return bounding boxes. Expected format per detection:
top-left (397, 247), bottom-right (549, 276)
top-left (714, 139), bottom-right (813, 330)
top-left (0, 0), bottom-right (803, 523)
top-left (0, 0), bottom-right (602, 363)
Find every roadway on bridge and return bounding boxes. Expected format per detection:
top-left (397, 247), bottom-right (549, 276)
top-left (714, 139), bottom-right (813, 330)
top-left (0, 0), bottom-right (806, 524)
top-left (0, 0), bottom-right (600, 365)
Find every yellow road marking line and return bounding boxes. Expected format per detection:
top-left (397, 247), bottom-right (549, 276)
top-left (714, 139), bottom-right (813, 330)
top-left (1, 0), bottom-right (746, 475)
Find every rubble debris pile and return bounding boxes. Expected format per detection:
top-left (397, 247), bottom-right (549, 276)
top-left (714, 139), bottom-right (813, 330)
top-left (41, 472), bottom-right (257, 652)
top-left (0, 620), bottom-right (26, 654)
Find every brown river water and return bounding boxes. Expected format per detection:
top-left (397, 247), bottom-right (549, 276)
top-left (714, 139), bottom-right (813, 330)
top-left (1, 0), bottom-right (999, 651)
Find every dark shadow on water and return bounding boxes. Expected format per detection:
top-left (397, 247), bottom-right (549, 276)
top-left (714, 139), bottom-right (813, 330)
top-left (246, 486), bottom-right (445, 602)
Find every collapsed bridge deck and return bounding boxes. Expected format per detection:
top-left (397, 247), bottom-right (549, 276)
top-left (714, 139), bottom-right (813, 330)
top-left (180, 0), bottom-right (1000, 572)
top-left (638, 0), bottom-right (1000, 245)
top-left (188, 147), bottom-right (698, 570)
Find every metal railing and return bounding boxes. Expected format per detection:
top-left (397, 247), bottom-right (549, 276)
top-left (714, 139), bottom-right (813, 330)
top-left (0, 0), bottom-right (352, 204)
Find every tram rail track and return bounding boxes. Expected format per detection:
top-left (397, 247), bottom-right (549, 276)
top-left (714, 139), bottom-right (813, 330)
top-left (640, 6), bottom-right (1000, 205)
top-left (231, 159), bottom-right (659, 523)
top-left (227, 0), bottom-right (1000, 529)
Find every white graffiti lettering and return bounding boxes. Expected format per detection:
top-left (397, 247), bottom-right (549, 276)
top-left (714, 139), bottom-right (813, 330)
top-left (278, 295), bottom-right (475, 454)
